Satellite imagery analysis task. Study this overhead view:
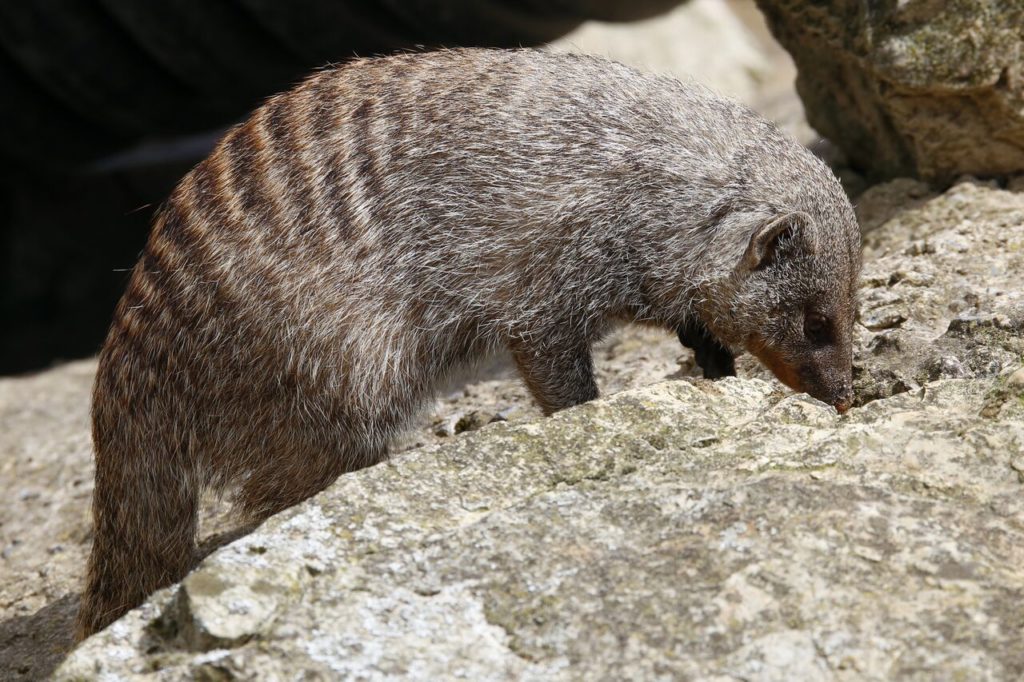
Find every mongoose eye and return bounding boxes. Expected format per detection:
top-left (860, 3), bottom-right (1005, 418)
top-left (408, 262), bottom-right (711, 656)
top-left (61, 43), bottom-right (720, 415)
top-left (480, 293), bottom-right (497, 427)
top-left (804, 313), bottom-right (831, 344)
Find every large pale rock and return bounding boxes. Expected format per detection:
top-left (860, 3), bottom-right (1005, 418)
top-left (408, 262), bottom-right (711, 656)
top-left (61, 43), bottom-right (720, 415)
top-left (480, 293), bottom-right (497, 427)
top-left (550, 0), bottom-right (813, 143)
top-left (53, 179), bottom-right (1024, 680)
top-left (755, 0), bottom-right (1024, 182)
top-left (550, 0), bottom-right (770, 105)
top-left (3, 177), bottom-right (1021, 680)
top-left (56, 377), bottom-right (1024, 680)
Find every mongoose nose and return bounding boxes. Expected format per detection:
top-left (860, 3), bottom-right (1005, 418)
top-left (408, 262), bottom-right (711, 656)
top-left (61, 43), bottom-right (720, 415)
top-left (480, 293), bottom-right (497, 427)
top-left (833, 387), bottom-right (853, 414)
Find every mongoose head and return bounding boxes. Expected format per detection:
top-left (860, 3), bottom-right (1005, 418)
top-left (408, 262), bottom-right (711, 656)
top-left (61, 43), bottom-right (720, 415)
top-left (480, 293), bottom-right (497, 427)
top-left (707, 209), bottom-right (861, 413)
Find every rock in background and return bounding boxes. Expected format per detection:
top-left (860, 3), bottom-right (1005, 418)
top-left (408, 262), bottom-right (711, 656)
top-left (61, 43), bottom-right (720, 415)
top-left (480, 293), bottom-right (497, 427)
top-left (550, 0), bottom-right (770, 107)
top-left (755, 0), bottom-right (1024, 183)
top-left (549, 0), bottom-right (815, 144)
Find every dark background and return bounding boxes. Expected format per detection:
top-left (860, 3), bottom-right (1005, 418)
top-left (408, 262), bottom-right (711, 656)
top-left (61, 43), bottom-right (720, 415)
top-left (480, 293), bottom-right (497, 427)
top-left (0, 0), bottom-right (683, 375)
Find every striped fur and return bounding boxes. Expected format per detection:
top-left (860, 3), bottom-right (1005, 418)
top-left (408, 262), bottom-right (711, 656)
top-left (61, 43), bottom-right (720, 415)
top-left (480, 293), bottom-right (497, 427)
top-left (76, 48), bottom-right (860, 639)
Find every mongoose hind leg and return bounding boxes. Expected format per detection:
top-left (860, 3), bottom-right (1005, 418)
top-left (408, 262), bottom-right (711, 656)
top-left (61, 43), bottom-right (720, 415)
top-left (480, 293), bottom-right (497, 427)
top-left (677, 320), bottom-right (736, 379)
top-left (511, 335), bottom-right (598, 415)
top-left (235, 436), bottom-right (387, 521)
top-left (233, 390), bottom-right (414, 521)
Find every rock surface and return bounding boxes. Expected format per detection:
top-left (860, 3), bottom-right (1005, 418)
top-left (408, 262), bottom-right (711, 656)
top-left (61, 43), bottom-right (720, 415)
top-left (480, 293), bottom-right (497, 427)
top-left (755, 0), bottom-right (1024, 182)
top-left (47, 179), bottom-right (1024, 679)
top-left (0, 329), bottom-right (696, 681)
top-left (0, 361), bottom-right (94, 680)
top-left (854, 180), bottom-right (1024, 406)
top-left (59, 378), bottom-right (1024, 681)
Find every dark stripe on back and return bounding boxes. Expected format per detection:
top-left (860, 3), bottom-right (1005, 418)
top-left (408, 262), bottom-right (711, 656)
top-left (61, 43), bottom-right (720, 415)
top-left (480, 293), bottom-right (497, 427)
top-left (350, 95), bottom-right (384, 210)
top-left (164, 164), bottom-right (223, 274)
top-left (138, 204), bottom-right (211, 330)
top-left (111, 160), bottom-right (242, 366)
top-left (262, 93), bottom-right (318, 235)
top-left (159, 167), bottom-right (240, 318)
top-left (221, 119), bottom-right (272, 223)
top-left (308, 73), bottom-right (360, 239)
top-left (108, 251), bottom-right (179, 367)
top-left (380, 59), bottom-right (413, 173)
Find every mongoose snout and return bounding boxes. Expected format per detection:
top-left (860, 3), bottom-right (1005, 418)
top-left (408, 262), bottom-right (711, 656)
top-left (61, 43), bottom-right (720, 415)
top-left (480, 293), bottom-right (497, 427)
top-left (750, 340), bottom-right (854, 413)
top-left (76, 48), bottom-right (862, 640)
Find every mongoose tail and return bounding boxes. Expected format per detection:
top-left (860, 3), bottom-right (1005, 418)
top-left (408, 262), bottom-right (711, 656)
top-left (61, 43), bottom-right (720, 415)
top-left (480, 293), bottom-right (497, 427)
top-left (74, 354), bottom-right (199, 639)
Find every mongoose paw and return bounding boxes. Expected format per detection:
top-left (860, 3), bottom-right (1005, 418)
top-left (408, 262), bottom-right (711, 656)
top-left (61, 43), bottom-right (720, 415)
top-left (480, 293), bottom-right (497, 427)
top-left (677, 322), bottom-right (736, 380)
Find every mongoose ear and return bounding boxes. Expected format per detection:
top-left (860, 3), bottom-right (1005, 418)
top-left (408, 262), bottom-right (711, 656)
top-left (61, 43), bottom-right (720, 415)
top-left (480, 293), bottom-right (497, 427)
top-left (741, 211), bottom-right (816, 271)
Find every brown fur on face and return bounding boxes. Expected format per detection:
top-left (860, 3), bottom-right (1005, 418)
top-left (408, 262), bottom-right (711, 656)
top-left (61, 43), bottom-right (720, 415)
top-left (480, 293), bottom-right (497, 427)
top-left (747, 335), bottom-right (854, 413)
top-left (75, 48), bottom-right (861, 640)
top-left (748, 339), bottom-right (803, 392)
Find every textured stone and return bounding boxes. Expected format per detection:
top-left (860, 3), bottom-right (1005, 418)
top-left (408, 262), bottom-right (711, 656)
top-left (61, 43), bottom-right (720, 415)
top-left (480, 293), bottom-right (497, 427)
top-left (854, 178), bottom-right (935, 235)
top-left (852, 180), bottom-right (1024, 406)
top-left (755, 0), bottom-right (1024, 182)
top-left (0, 361), bottom-right (95, 680)
top-left (1, 179), bottom-right (1018, 681)
top-left (49, 179), bottom-right (1024, 679)
top-left (55, 374), bottom-right (1024, 680)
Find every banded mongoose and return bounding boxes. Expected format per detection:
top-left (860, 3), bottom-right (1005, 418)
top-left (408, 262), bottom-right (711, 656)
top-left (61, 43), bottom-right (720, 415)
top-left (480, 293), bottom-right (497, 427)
top-left (76, 48), bottom-right (861, 639)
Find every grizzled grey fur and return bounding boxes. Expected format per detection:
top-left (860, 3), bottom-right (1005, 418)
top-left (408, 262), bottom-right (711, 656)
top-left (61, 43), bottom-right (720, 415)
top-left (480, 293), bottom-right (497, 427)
top-left (77, 48), bottom-right (861, 639)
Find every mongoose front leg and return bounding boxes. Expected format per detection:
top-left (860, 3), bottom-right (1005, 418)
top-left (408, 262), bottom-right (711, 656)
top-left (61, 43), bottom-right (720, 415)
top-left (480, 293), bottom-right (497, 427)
top-left (677, 319), bottom-right (736, 379)
top-left (510, 338), bottom-right (598, 416)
